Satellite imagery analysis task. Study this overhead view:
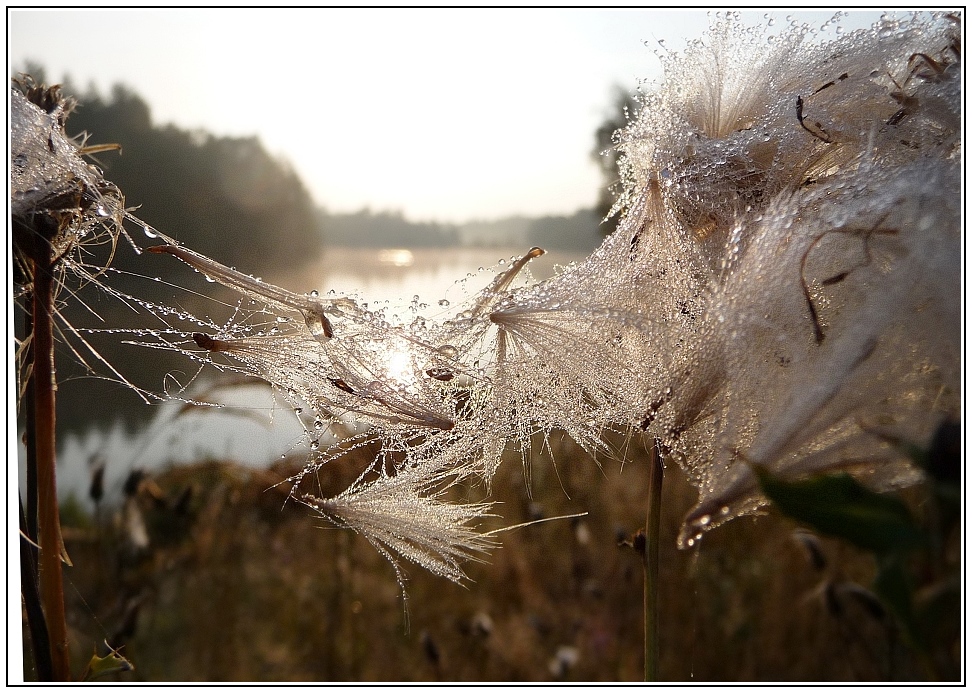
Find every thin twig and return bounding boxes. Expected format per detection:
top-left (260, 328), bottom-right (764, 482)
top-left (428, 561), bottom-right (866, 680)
top-left (23, 307), bottom-right (39, 575)
top-left (643, 439), bottom-right (663, 682)
top-left (19, 496), bottom-right (52, 681)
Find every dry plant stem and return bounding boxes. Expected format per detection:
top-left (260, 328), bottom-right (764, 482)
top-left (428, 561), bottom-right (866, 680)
top-left (24, 309), bottom-right (39, 556)
top-left (644, 439), bottom-right (663, 682)
top-left (31, 259), bottom-right (71, 681)
top-left (19, 497), bottom-right (52, 681)
top-left (21, 308), bottom-right (51, 679)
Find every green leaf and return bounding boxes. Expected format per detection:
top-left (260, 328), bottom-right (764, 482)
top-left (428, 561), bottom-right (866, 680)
top-left (80, 645), bottom-right (134, 681)
top-left (754, 468), bottom-right (926, 554)
top-left (873, 556), bottom-right (924, 651)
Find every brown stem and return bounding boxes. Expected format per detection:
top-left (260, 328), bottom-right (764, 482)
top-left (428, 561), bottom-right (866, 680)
top-left (643, 439), bottom-right (663, 682)
top-left (32, 258), bottom-right (71, 681)
top-left (24, 308), bottom-right (39, 555)
top-left (20, 496), bottom-right (52, 681)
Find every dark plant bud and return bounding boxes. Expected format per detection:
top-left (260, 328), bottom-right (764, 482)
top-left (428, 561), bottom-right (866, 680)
top-left (89, 460), bottom-right (106, 505)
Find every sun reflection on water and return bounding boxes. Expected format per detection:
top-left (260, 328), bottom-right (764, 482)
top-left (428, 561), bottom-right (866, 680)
top-left (378, 248), bottom-right (415, 267)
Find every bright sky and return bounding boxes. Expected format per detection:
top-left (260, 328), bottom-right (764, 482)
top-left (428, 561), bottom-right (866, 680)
top-left (8, 9), bottom-right (883, 223)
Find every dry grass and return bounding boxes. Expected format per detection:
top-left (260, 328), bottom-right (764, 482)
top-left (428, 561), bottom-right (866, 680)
top-left (36, 430), bottom-right (926, 683)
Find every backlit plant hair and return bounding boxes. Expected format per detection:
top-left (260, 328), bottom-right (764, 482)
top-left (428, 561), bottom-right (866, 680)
top-left (129, 12), bottom-right (961, 582)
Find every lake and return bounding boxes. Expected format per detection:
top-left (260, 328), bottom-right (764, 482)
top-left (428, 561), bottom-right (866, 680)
top-left (280, 245), bottom-right (593, 305)
top-left (49, 244), bottom-right (592, 507)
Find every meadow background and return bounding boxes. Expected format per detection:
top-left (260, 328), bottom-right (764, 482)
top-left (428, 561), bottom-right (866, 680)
top-left (50, 436), bottom-right (908, 682)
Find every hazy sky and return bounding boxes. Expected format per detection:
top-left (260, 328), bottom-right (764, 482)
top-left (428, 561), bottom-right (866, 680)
top-left (9, 9), bottom-right (883, 223)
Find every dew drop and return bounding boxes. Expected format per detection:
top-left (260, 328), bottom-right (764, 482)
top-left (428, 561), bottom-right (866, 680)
top-left (438, 299), bottom-right (450, 307)
top-left (143, 224), bottom-right (158, 238)
top-left (437, 344), bottom-right (458, 358)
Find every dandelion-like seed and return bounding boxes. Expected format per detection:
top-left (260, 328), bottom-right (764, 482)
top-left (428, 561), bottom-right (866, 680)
top-left (299, 462), bottom-right (497, 586)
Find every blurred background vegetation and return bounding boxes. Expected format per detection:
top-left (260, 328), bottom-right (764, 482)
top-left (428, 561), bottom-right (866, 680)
top-left (41, 434), bottom-right (953, 682)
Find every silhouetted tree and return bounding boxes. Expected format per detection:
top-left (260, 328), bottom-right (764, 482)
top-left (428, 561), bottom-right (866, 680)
top-left (526, 209), bottom-right (600, 252)
top-left (591, 86), bottom-right (639, 235)
top-left (321, 208), bottom-right (459, 247)
top-left (63, 82), bottom-right (320, 275)
top-left (11, 69), bottom-right (324, 432)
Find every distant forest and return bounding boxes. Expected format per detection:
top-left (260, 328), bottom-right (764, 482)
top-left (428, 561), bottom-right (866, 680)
top-left (321, 207), bottom-right (602, 251)
top-left (20, 64), bottom-right (607, 270)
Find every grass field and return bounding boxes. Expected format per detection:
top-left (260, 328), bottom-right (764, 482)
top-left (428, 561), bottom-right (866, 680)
top-left (39, 431), bottom-right (933, 682)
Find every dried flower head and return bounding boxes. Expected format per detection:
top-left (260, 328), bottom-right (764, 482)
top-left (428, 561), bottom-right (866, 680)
top-left (133, 12), bottom-right (960, 578)
top-left (10, 77), bottom-right (147, 404)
